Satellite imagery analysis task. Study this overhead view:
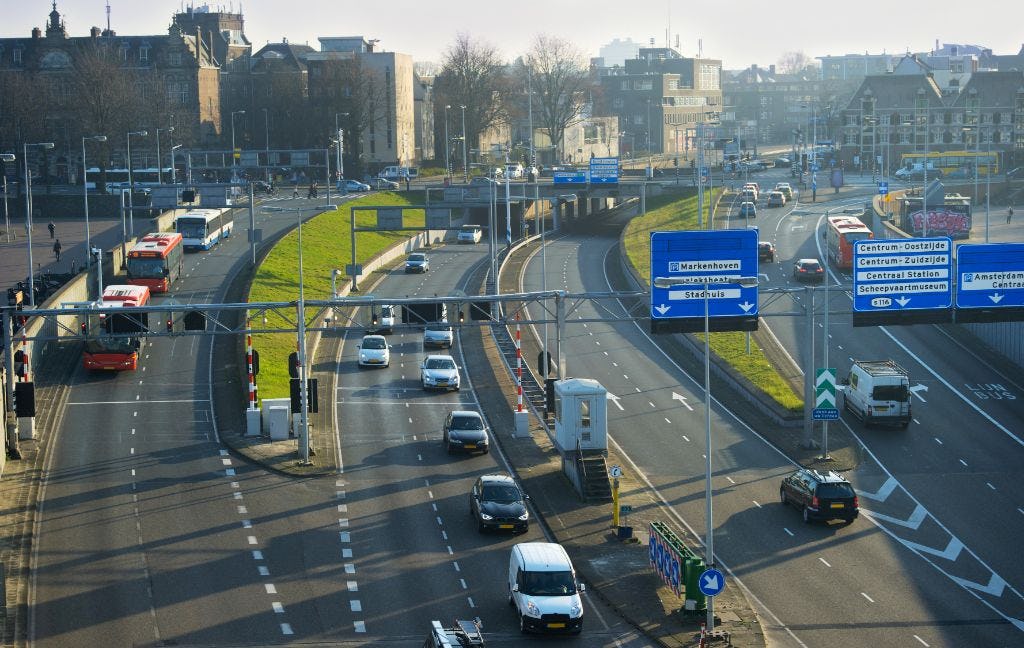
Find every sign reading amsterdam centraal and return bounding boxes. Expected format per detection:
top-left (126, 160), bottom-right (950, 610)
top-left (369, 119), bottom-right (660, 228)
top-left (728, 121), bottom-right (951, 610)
top-left (955, 242), bottom-right (1024, 323)
top-left (852, 237), bottom-right (953, 326)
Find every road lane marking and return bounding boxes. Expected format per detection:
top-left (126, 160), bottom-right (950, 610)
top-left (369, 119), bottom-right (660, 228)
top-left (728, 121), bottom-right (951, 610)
top-left (265, 584), bottom-right (276, 594)
top-left (460, 579), bottom-right (467, 589)
top-left (344, 563), bottom-right (356, 574)
top-left (252, 550), bottom-right (263, 560)
top-left (726, 476), bottom-right (735, 484)
top-left (682, 435), bottom-right (690, 442)
top-left (353, 621), bottom-right (366, 633)
top-left (986, 483), bottom-right (996, 490)
top-left (861, 592), bottom-right (875, 603)
top-left (242, 520), bottom-right (252, 528)
top-left (784, 528), bottom-right (794, 537)
top-left (258, 566), bottom-right (269, 576)
top-left (959, 459), bottom-right (968, 467)
top-left (934, 437), bottom-right (943, 445)
top-left (350, 600), bottom-right (362, 612)
top-left (752, 500), bottom-right (761, 508)
top-left (347, 581), bottom-right (358, 591)
top-left (819, 558), bottom-right (831, 567)
top-left (281, 623), bottom-right (293, 635)
top-left (339, 518), bottom-right (350, 527)
top-left (339, 532), bottom-right (350, 542)
top-left (248, 536), bottom-right (258, 545)
top-left (468, 597), bottom-right (475, 608)
top-left (436, 516), bottom-right (443, 526)
top-left (447, 546), bottom-right (453, 555)
top-left (453, 561), bottom-right (461, 572)
top-left (913, 635), bottom-right (929, 647)
top-left (272, 602), bottom-right (284, 613)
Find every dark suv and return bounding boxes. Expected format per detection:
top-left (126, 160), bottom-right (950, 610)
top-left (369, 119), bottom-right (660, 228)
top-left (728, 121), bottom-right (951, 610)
top-left (780, 469), bottom-right (859, 524)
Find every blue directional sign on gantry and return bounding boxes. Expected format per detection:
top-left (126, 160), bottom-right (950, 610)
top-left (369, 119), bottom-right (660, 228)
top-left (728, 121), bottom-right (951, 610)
top-left (852, 237), bottom-right (954, 327)
top-left (955, 242), bottom-right (1024, 323)
top-left (649, 229), bottom-right (759, 334)
top-left (589, 157), bottom-right (619, 184)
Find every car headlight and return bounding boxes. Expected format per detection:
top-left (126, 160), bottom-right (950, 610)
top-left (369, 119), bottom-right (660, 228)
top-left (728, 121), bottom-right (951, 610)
top-left (518, 511), bottom-right (529, 521)
top-left (479, 512), bottom-right (493, 520)
top-left (526, 600), bottom-right (541, 617)
top-left (570, 601), bottom-right (582, 617)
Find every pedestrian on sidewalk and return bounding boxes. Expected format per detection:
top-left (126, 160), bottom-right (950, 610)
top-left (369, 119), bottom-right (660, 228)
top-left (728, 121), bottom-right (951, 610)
top-left (53, 238), bottom-right (62, 262)
top-left (47, 220), bottom-right (55, 239)
top-left (1008, 206), bottom-right (1014, 224)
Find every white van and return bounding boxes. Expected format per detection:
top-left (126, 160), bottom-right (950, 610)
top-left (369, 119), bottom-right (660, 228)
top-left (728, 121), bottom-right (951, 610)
top-left (380, 166), bottom-right (419, 180)
top-left (508, 542), bottom-right (584, 634)
top-left (457, 224), bottom-right (482, 244)
top-left (842, 359), bottom-right (911, 428)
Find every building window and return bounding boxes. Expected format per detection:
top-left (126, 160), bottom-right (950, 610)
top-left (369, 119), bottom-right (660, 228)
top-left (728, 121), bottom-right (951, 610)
top-left (140, 46), bottom-right (150, 62)
top-left (168, 52), bottom-right (182, 66)
top-left (13, 48), bottom-right (22, 65)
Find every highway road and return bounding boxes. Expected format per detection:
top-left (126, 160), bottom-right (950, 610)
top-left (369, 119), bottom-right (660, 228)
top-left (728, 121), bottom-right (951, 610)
top-left (514, 168), bottom-right (1024, 647)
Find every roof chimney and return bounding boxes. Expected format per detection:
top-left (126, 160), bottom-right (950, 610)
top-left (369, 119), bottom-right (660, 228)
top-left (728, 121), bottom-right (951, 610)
top-left (90, 26), bottom-right (101, 38)
top-left (32, 27), bottom-right (42, 39)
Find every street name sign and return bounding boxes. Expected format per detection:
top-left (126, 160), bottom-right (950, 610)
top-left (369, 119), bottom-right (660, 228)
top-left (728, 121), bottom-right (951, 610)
top-left (589, 157), bottom-right (619, 184)
top-left (649, 229), bottom-right (759, 334)
top-left (852, 237), bottom-right (954, 327)
top-left (955, 242), bottom-right (1024, 323)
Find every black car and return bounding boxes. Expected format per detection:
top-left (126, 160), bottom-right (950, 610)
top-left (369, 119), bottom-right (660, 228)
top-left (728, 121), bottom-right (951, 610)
top-left (443, 410), bottom-right (489, 454)
top-left (469, 474), bottom-right (529, 533)
top-left (793, 258), bottom-right (824, 283)
top-left (758, 241), bottom-right (775, 263)
top-left (780, 469), bottom-right (859, 524)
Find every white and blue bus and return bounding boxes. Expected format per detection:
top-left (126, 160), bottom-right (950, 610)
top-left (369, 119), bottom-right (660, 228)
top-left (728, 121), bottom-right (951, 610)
top-left (175, 208), bottom-right (233, 250)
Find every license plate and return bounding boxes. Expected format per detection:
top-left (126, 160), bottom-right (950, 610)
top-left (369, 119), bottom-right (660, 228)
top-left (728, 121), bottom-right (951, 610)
top-left (437, 381), bottom-right (447, 386)
top-left (499, 524), bottom-right (514, 529)
top-left (831, 502), bottom-right (845, 509)
top-left (369, 359), bottom-right (381, 363)
top-left (875, 405), bottom-right (889, 411)
top-left (547, 623), bottom-right (566, 629)
top-left (465, 444), bottom-right (476, 449)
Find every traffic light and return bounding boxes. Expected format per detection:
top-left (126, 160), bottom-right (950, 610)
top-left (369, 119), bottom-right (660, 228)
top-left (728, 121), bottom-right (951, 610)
top-left (13, 349), bottom-right (28, 378)
top-left (166, 317), bottom-right (174, 333)
top-left (371, 311), bottom-right (379, 327)
top-left (80, 320), bottom-right (88, 336)
top-left (458, 308), bottom-right (465, 324)
top-left (673, 157), bottom-right (679, 167)
top-left (289, 377), bottom-right (318, 414)
top-left (287, 351), bottom-right (299, 378)
top-left (15, 382), bottom-right (36, 417)
top-left (181, 189), bottom-right (196, 203)
top-left (251, 349), bottom-right (260, 376)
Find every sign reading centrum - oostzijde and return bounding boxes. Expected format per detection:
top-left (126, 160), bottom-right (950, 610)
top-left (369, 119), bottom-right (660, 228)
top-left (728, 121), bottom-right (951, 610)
top-left (852, 237), bottom-right (953, 327)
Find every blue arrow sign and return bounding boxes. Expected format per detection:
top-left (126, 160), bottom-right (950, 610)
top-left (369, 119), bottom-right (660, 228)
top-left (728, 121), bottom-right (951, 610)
top-left (698, 568), bottom-right (726, 597)
top-left (878, 182), bottom-right (889, 196)
top-left (589, 157), bottom-right (619, 184)
top-left (852, 237), bottom-right (953, 312)
top-left (553, 170), bottom-right (587, 184)
top-left (649, 230), bottom-right (758, 321)
top-left (956, 243), bottom-right (1024, 309)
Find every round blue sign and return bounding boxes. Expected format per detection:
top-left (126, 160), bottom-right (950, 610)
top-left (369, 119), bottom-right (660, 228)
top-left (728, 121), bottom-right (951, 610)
top-left (698, 567), bottom-right (726, 596)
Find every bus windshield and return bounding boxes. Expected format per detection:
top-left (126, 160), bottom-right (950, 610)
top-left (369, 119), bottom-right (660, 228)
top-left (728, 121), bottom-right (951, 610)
top-left (126, 257), bottom-right (166, 278)
top-left (177, 219), bottom-right (206, 239)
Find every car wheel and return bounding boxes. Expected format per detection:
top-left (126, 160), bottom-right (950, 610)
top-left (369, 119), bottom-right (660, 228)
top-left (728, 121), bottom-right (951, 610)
top-left (508, 590), bottom-right (515, 607)
top-left (802, 507), bottom-right (811, 524)
top-left (455, 386), bottom-right (460, 392)
top-left (780, 488), bottom-right (788, 506)
top-left (446, 443), bottom-right (453, 455)
top-left (478, 520), bottom-right (486, 533)
top-left (572, 623), bottom-right (582, 635)
top-left (482, 447), bottom-right (489, 454)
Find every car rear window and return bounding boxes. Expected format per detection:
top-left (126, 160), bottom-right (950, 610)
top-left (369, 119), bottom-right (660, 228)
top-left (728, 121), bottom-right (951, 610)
top-left (817, 483), bottom-right (855, 499)
top-left (872, 385), bottom-right (908, 401)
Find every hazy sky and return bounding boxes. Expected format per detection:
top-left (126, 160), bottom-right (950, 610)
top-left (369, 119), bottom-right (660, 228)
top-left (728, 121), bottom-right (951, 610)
top-left (7, 0), bottom-right (1021, 70)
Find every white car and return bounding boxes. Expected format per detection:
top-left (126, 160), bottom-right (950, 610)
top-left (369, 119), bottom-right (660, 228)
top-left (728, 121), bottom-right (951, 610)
top-left (374, 304), bottom-right (396, 334)
top-left (421, 354), bottom-right (460, 391)
top-left (458, 224), bottom-right (482, 244)
top-left (423, 322), bottom-right (454, 349)
top-left (357, 334), bottom-right (390, 368)
top-left (505, 163), bottom-right (524, 179)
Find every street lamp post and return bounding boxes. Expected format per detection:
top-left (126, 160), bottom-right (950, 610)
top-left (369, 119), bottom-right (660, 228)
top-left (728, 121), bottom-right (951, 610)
top-left (126, 130), bottom-right (148, 239)
top-left (230, 110), bottom-right (246, 176)
top-left (261, 203), bottom-right (338, 464)
top-left (460, 105), bottom-right (468, 183)
top-left (82, 135), bottom-right (107, 271)
top-left (263, 108), bottom-right (271, 182)
top-left (443, 105), bottom-right (451, 179)
top-left (23, 142), bottom-right (56, 306)
top-left (653, 274), bottom-right (757, 635)
top-left (155, 126), bottom-right (173, 184)
top-left (170, 144), bottom-right (182, 185)
top-left (1, 153), bottom-right (14, 244)
top-left (335, 112), bottom-right (349, 182)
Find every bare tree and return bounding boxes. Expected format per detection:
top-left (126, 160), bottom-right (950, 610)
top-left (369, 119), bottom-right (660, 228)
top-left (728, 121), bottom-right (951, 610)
top-left (521, 35), bottom-right (589, 163)
top-left (433, 33), bottom-right (508, 167)
top-left (310, 57), bottom-right (386, 176)
top-left (777, 51), bottom-right (816, 75)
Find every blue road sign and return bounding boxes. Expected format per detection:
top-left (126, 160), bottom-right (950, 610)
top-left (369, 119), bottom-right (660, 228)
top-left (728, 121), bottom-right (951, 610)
top-left (878, 182), bottom-right (889, 196)
top-left (650, 230), bottom-right (758, 321)
top-left (589, 157), bottom-right (619, 184)
top-left (700, 166), bottom-right (709, 178)
top-left (698, 568), bottom-right (726, 597)
top-left (956, 243), bottom-right (1024, 310)
top-left (553, 170), bottom-right (587, 184)
top-left (813, 408), bottom-right (841, 420)
top-left (852, 237), bottom-right (953, 313)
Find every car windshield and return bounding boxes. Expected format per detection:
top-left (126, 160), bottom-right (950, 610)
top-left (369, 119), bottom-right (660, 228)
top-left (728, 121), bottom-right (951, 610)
top-left (362, 338), bottom-right (385, 350)
top-left (452, 415), bottom-right (483, 430)
top-left (408, 254), bottom-right (425, 262)
top-left (380, 306), bottom-right (394, 318)
top-left (426, 358), bottom-right (455, 370)
top-left (482, 484), bottom-right (521, 502)
top-left (426, 324), bottom-right (452, 332)
top-left (817, 483), bottom-right (855, 499)
top-left (521, 570), bottom-right (576, 596)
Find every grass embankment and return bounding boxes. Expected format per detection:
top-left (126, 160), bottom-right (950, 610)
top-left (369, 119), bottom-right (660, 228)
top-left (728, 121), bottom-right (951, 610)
top-left (622, 190), bottom-right (803, 413)
top-left (248, 192), bottom-right (425, 400)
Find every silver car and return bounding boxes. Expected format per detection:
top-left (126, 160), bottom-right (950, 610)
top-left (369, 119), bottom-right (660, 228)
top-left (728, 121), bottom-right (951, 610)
top-left (423, 322), bottom-right (454, 349)
top-left (421, 354), bottom-right (460, 391)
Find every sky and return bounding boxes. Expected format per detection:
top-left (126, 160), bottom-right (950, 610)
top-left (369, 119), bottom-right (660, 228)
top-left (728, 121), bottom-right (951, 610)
top-left (7, 0), bottom-right (1022, 70)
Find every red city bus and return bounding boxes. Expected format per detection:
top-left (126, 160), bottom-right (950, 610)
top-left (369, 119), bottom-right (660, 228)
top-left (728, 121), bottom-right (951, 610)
top-left (127, 232), bottom-right (184, 293)
top-left (825, 215), bottom-right (873, 270)
top-left (82, 284), bottom-right (151, 371)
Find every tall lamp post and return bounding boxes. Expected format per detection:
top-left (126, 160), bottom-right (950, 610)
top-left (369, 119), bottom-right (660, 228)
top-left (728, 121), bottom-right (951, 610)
top-left (1, 153), bottom-right (14, 244)
top-left (230, 110), bottom-right (246, 176)
top-left (335, 112), bottom-right (349, 182)
top-left (261, 203), bottom-right (338, 464)
top-left (443, 104), bottom-right (451, 179)
top-left (23, 142), bottom-right (55, 307)
top-left (126, 130), bottom-right (148, 239)
top-left (82, 135), bottom-right (107, 270)
top-left (155, 126), bottom-right (174, 184)
top-left (263, 108), bottom-right (271, 182)
top-left (170, 144), bottom-right (182, 185)
top-left (460, 105), bottom-right (468, 183)
top-left (654, 274), bottom-right (758, 636)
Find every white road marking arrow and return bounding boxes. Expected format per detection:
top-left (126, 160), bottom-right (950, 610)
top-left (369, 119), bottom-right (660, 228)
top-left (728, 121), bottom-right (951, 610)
top-left (654, 304), bottom-right (671, 315)
top-left (738, 301), bottom-right (755, 312)
top-left (672, 392), bottom-right (694, 411)
top-left (909, 384), bottom-right (928, 402)
top-left (606, 392), bottom-right (624, 411)
top-left (990, 292), bottom-right (1004, 304)
top-left (895, 296), bottom-right (911, 307)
